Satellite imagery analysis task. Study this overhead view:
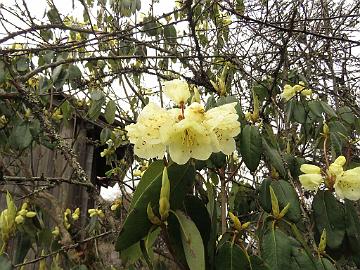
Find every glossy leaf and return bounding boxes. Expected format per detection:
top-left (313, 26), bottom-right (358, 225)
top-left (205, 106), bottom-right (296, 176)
top-left (262, 138), bottom-right (286, 178)
top-left (9, 122), bottom-right (33, 150)
top-left (312, 191), bottom-right (345, 249)
top-left (344, 200), bottom-right (360, 266)
top-left (240, 125), bottom-right (262, 172)
top-left (215, 242), bottom-right (250, 270)
top-left (115, 161), bottom-right (195, 251)
top-left (270, 180), bottom-right (301, 222)
top-left (104, 100), bottom-right (116, 124)
top-left (0, 255), bottom-right (12, 270)
top-left (261, 228), bottom-right (292, 270)
top-left (174, 210), bottom-right (205, 270)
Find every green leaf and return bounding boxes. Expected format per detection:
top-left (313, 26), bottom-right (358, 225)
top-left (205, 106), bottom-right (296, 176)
top-left (115, 161), bottom-right (195, 251)
top-left (104, 100), bottom-right (116, 124)
top-left (71, 265), bottom-right (88, 270)
top-left (337, 106), bottom-right (354, 125)
top-left (174, 210), bottom-right (205, 270)
top-left (240, 125), bottom-right (262, 172)
top-left (9, 122), bottom-right (33, 149)
top-left (262, 138), bottom-right (286, 178)
top-left (290, 241), bottom-right (317, 269)
top-left (259, 179), bottom-right (272, 213)
top-left (270, 180), bottom-right (301, 222)
top-left (250, 256), bottom-right (270, 270)
top-left (320, 101), bottom-right (337, 118)
top-left (88, 92), bottom-right (105, 120)
top-left (183, 195), bottom-right (211, 250)
top-left (164, 24), bottom-right (177, 44)
top-left (120, 227), bottom-right (160, 265)
top-left (231, 183), bottom-right (256, 215)
top-left (312, 191), bottom-right (345, 249)
top-left (0, 255), bottom-right (12, 270)
top-left (16, 57), bottom-right (29, 72)
top-left (252, 82), bottom-right (269, 102)
top-left (51, 65), bottom-right (63, 83)
top-left (315, 258), bottom-right (336, 270)
top-left (90, 90), bottom-right (105, 101)
top-left (308, 101), bottom-right (324, 118)
top-left (344, 200), bottom-right (360, 266)
top-left (215, 242), bottom-right (250, 270)
top-left (13, 231), bottom-right (31, 264)
top-left (60, 100), bottom-right (73, 121)
top-left (261, 228), bottom-right (292, 270)
top-left (292, 101), bottom-right (306, 124)
top-left (68, 65), bottom-right (82, 81)
top-left (100, 127), bottom-right (112, 144)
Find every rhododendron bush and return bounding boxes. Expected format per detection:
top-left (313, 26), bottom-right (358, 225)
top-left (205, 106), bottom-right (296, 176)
top-left (0, 0), bottom-right (360, 269)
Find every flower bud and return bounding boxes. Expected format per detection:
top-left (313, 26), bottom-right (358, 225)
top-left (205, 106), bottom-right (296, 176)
top-left (147, 203), bottom-right (161, 225)
top-left (333, 156), bottom-right (346, 167)
top-left (25, 211), bottom-right (36, 218)
top-left (301, 89), bottom-right (312, 96)
top-left (17, 209), bottom-right (27, 216)
top-left (52, 226), bottom-right (60, 236)
top-left (163, 79), bottom-right (191, 105)
top-left (300, 164), bottom-right (321, 174)
top-left (228, 212), bottom-right (241, 231)
top-left (159, 167), bottom-right (171, 221)
top-left (323, 123), bottom-right (329, 135)
top-left (15, 215), bottom-right (24, 225)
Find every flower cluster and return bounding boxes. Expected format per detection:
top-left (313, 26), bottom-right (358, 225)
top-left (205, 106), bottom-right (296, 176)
top-left (88, 208), bottom-right (105, 218)
top-left (15, 202), bottom-right (37, 225)
top-left (299, 156), bottom-right (360, 201)
top-left (280, 81), bottom-right (312, 101)
top-left (110, 199), bottom-right (122, 211)
top-left (63, 207), bottom-right (80, 229)
top-left (125, 80), bottom-right (241, 165)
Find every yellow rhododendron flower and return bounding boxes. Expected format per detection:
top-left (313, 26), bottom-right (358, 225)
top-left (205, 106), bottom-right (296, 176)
top-left (161, 118), bottom-right (213, 165)
top-left (184, 102), bottom-right (206, 122)
top-left (299, 174), bottom-right (324, 191)
top-left (72, 208), bottom-right (80, 221)
top-left (88, 208), bottom-right (105, 218)
top-left (299, 163), bottom-right (323, 191)
top-left (125, 102), bottom-right (173, 159)
top-left (328, 156), bottom-right (346, 178)
top-left (301, 89), bottom-right (312, 96)
top-left (280, 84), bottom-right (296, 101)
top-left (25, 211), bottom-right (36, 218)
top-left (334, 156), bottom-right (346, 166)
top-left (334, 167), bottom-right (360, 201)
top-left (281, 81), bottom-right (312, 101)
top-left (205, 103), bottom-right (241, 155)
top-left (163, 79), bottom-right (191, 105)
top-left (52, 226), bottom-right (60, 236)
top-left (15, 215), bottom-right (24, 225)
top-left (300, 164), bottom-right (321, 174)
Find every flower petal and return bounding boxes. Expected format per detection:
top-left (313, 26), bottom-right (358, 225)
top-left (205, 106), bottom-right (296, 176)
top-left (299, 174), bottom-right (323, 191)
top-left (334, 169), bottom-right (360, 201)
top-left (300, 164), bottom-right (321, 174)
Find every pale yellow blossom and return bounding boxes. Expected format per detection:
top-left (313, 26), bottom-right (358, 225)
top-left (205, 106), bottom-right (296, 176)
top-left (163, 79), bottom-right (191, 105)
top-left (299, 174), bottom-right (324, 191)
top-left (280, 84), bottom-right (296, 101)
top-left (125, 102), bottom-right (174, 159)
top-left (184, 102), bottom-right (205, 122)
top-left (205, 103), bottom-right (241, 155)
top-left (334, 167), bottom-right (360, 201)
top-left (300, 164), bottom-right (321, 174)
top-left (161, 118), bottom-right (213, 165)
top-left (299, 163), bottom-right (323, 191)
